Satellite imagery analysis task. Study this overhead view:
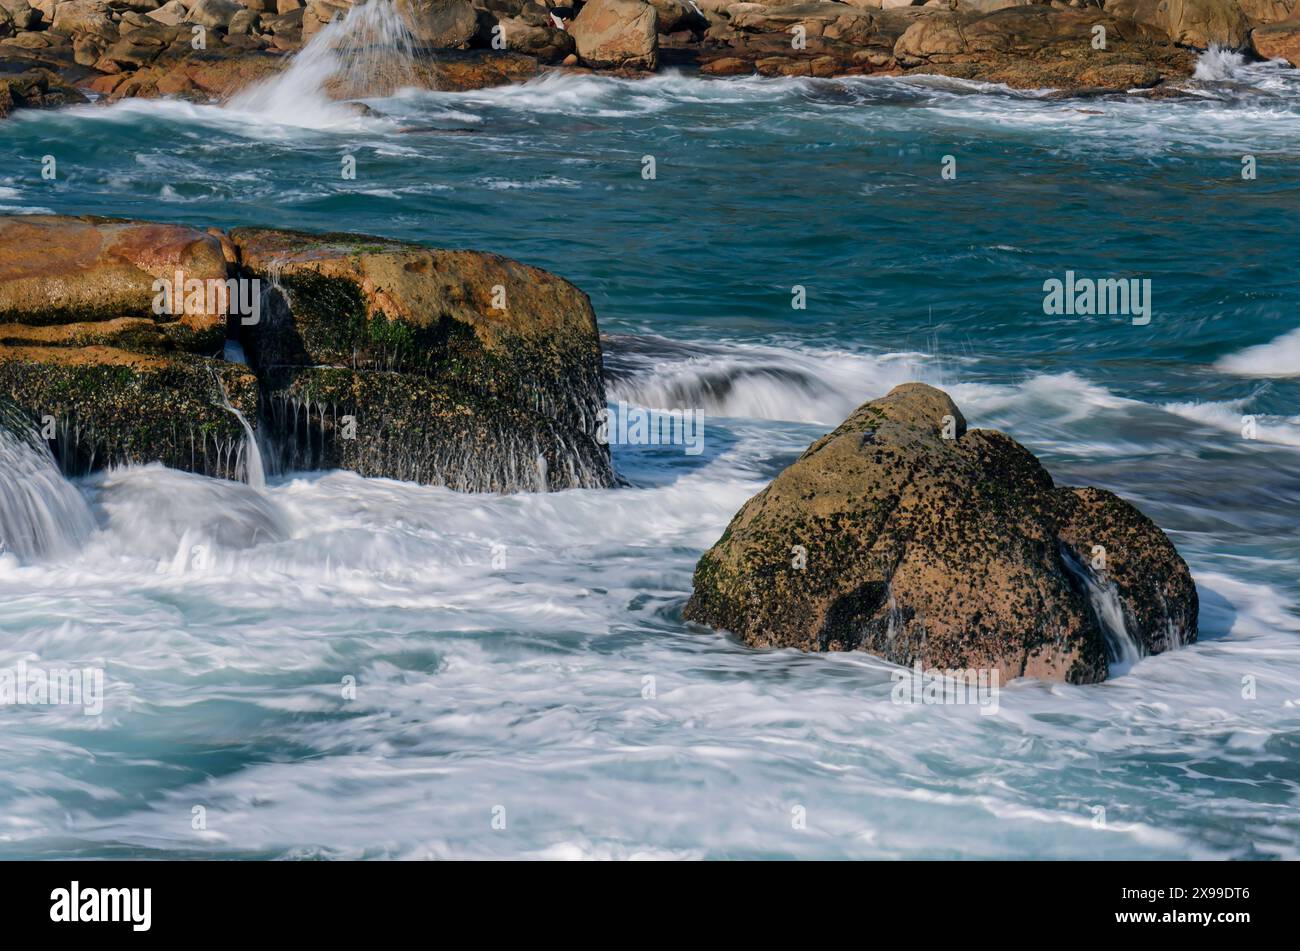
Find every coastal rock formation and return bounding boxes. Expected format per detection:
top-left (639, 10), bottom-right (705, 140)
top-left (0, 0), bottom-right (1297, 116)
top-left (889, 6), bottom-right (1198, 87)
top-left (230, 227), bottom-right (612, 489)
top-left (569, 0), bottom-right (659, 70)
top-left (1237, 0), bottom-right (1295, 22)
top-left (1104, 0), bottom-right (1250, 49)
top-left (683, 383), bottom-right (1198, 684)
top-left (397, 0), bottom-right (478, 47)
top-left (695, 2), bottom-right (1203, 87)
top-left (0, 215), bottom-right (231, 351)
top-left (0, 63), bottom-right (87, 116)
top-left (0, 214), bottom-right (615, 491)
top-left (1252, 15), bottom-right (1300, 58)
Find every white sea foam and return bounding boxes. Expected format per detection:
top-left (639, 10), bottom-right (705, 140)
top-left (606, 335), bottom-right (942, 425)
top-left (2, 53), bottom-right (1298, 858)
top-left (0, 421), bottom-right (97, 564)
top-left (3, 444), bottom-right (1291, 859)
top-left (1215, 325), bottom-right (1300, 378)
top-left (1162, 398), bottom-right (1300, 448)
top-left (0, 332), bottom-right (1295, 858)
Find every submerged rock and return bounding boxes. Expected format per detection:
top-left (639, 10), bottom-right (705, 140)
top-left (683, 383), bottom-right (1197, 684)
top-left (0, 214), bottom-right (614, 492)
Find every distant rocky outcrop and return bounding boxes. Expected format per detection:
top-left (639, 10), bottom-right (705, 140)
top-left (683, 383), bottom-right (1198, 684)
top-left (4, 0), bottom-right (1300, 119)
top-left (0, 214), bottom-right (615, 492)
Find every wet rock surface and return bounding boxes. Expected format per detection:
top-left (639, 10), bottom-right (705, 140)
top-left (683, 383), bottom-right (1198, 684)
top-left (0, 214), bottom-right (615, 492)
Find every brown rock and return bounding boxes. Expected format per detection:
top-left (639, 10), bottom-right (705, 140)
top-left (683, 383), bottom-right (1197, 684)
top-left (730, 2), bottom-right (880, 44)
top-left (1104, 0), bottom-right (1249, 47)
top-left (699, 52), bottom-right (750, 72)
top-left (186, 0), bottom-right (243, 29)
top-left (1237, 0), bottom-right (1295, 21)
top-left (50, 0), bottom-right (116, 36)
top-left (147, 0), bottom-right (187, 25)
top-left (1252, 15), bottom-right (1300, 59)
top-left (894, 6), bottom-right (1197, 87)
top-left (222, 226), bottom-right (614, 491)
top-left (396, 0), bottom-right (478, 46)
top-left (0, 64), bottom-right (87, 114)
top-left (1154, 0), bottom-right (1249, 46)
top-left (0, 214), bottom-right (231, 350)
top-left (2, 30), bottom-right (54, 48)
top-left (570, 0), bottom-right (658, 69)
top-left (72, 30), bottom-right (106, 65)
top-left (496, 15), bottom-right (576, 61)
top-left (645, 0), bottom-right (695, 31)
top-left (300, 0), bottom-right (348, 40)
top-left (0, 0), bottom-right (38, 30)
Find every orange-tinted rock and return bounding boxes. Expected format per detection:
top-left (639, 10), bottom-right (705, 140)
top-left (1252, 17), bottom-right (1300, 61)
top-left (0, 214), bottom-right (232, 350)
top-left (570, 0), bottom-right (659, 70)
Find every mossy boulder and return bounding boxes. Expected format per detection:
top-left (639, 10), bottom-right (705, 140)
top-left (0, 213), bottom-right (613, 492)
top-left (230, 226), bottom-right (614, 490)
top-left (263, 366), bottom-right (611, 491)
top-left (683, 383), bottom-right (1198, 684)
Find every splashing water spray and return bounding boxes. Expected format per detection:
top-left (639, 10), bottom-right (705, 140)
top-left (0, 405), bottom-right (97, 563)
top-left (228, 0), bottom-right (420, 123)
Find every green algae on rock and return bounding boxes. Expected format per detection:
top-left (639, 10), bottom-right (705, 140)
top-left (683, 383), bottom-right (1198, 684)
top-left (0, 213), bottom-right (614, 492)
top-left (0, 346), bottom-right (259, 480)
top-left (230, 225), bottom-right (613, 491)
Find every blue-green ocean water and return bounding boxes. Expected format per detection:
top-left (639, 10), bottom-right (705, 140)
top-left (0, 48), bottom-right (1298, 858)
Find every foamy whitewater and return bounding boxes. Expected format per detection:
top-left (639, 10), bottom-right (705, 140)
top-left (0, 42), bottom-right (1298, 858)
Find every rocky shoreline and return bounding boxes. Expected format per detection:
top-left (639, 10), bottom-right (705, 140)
top-left (1, 0), bottom-right (1299, 118)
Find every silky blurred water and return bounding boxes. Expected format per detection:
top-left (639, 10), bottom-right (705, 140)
top-left (0, 57), bottom-right (1298, 858)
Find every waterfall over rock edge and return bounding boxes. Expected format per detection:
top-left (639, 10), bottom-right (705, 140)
top-left (0, 406), bottom-right (96, 563)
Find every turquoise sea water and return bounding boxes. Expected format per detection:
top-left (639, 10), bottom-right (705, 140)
top-left (0, 50), bottom-right (1298, 858)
